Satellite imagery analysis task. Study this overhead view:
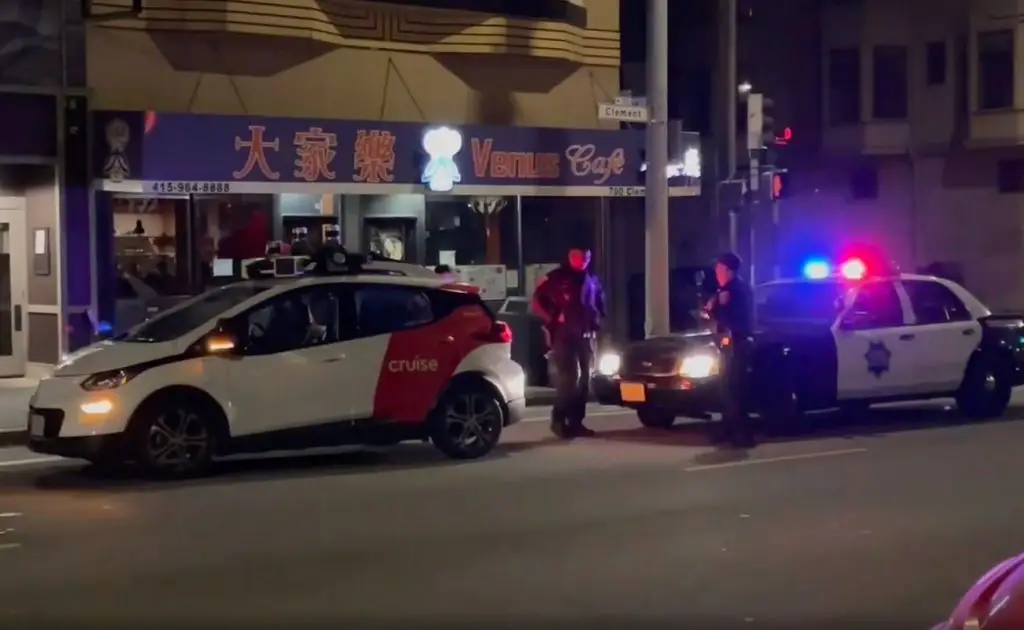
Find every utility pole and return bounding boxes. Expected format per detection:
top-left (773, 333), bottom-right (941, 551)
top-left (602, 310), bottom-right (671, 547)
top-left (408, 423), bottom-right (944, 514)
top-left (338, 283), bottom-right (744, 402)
top-left (718, 0), bottom-right (738, 251)
top-left (644, 0), bottom-right (670, 338)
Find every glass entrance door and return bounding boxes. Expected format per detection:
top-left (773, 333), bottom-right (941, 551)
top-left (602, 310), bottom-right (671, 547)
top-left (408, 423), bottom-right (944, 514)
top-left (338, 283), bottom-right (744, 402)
top-left (0, 201), bottom-right (27, 377)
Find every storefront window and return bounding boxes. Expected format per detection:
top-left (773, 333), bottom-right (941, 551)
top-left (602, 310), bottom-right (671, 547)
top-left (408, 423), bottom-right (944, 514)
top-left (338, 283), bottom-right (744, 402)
top-left (423, 195), bottom-right (598, 296)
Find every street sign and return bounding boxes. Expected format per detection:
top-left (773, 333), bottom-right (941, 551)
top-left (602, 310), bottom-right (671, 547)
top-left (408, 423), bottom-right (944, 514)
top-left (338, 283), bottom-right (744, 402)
top-left (598, 103), bottom-right (649, 123)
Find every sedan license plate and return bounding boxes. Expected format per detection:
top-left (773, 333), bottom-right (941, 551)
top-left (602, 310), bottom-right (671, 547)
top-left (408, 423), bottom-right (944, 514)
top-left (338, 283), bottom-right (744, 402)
top-left (29, 413), bottom-right (44, 437)
top-left (620, 382), bottom-right (646, 403)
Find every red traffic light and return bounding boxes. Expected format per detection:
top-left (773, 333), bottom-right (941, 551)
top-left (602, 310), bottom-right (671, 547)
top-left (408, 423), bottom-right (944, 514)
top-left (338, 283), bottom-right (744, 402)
top-left (775, 126), bottom-right (792, 145)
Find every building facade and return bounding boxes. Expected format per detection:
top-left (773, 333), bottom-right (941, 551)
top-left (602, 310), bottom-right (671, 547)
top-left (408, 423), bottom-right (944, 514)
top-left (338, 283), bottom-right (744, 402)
top-left (61, 0), bottom-right (700, 359)
top-left (767, 0), bottom-right (1024, 311)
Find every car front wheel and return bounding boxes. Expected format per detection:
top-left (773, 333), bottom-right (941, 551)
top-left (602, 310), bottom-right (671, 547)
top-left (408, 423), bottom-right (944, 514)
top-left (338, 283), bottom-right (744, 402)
top-left (131, 398), bottom-right (216, 477)
top-left (430, 386), bottom-right (504, 459)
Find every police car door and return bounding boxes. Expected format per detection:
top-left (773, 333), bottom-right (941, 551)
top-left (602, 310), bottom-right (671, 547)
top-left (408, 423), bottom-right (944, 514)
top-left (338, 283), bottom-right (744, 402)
top-left (227, 285), bottom-right (346, 436)
top-left (899, 278), bottom-right (982, 393)
top-left (833, 279), bottom-right (917, 400)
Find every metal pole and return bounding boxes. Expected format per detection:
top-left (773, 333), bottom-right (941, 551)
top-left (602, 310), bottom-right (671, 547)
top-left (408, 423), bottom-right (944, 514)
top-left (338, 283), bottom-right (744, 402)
top-left (514, 195), bottom-right (524, 295)
top-left (720, 0), bottom-right (738, 252)
top-left (644, 0), bottom-right (670, 338)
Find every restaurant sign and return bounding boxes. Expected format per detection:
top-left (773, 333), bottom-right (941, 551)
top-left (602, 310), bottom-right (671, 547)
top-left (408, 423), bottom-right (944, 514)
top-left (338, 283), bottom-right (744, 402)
top-left (94, 111), bottom-right (701, 197)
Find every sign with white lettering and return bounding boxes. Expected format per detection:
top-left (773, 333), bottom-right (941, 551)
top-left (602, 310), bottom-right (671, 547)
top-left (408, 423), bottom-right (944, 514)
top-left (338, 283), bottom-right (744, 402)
top-left (597, 103), bottom-right (649, 123)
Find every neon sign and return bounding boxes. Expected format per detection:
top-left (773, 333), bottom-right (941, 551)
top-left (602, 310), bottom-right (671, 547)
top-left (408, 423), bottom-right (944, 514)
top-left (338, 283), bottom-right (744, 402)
top-left (421, 126), bottom-right (462, 192)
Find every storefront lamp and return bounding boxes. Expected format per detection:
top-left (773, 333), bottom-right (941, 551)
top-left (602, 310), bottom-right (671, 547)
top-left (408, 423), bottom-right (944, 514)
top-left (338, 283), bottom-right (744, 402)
top-left (421, 126), bottom-right (463, 192)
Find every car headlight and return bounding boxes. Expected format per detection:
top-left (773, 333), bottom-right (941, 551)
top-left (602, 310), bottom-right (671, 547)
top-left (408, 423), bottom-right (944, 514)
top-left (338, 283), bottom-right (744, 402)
top-left (80, 369), bottom-right (138, 391)
top-left (678, 354), bottom-right (718, 379)
top-left (597, 352), bottom-right (621, 376)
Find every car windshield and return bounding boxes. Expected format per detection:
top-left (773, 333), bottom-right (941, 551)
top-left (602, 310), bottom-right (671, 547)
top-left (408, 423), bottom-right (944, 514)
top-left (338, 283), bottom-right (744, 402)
top-left (755, 280), bottom-right (846, 324)
top-left (121, 284), bottom-right (269, 343)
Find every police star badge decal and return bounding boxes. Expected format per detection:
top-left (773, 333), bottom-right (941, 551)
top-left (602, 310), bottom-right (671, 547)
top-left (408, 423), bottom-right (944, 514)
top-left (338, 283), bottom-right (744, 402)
top-left (864, 341), bottom-right (892, 378)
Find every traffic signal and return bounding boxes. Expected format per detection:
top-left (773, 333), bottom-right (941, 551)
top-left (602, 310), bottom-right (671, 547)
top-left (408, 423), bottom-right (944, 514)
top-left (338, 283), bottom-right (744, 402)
top-left (760, 96), bottom-right (775, 147)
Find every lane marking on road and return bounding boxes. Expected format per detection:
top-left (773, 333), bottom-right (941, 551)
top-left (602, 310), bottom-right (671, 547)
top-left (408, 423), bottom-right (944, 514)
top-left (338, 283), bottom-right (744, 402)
top-left (0, 513), bottom-right (22, 518)
top-left (0, 456), bottom-right (62, 468)
top-left (0, 543), bottom-right (22, 551)
top-left (684, 447), bottom-right (868, 472)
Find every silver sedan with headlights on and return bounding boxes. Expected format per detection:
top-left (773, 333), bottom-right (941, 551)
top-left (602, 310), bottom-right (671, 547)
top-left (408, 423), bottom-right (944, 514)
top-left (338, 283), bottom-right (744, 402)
top-left (591, 331), bottom-right (724, 429)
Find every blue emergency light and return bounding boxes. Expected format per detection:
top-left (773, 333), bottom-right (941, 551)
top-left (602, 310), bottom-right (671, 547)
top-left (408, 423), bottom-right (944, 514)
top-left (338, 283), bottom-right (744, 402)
top-left (802, 259), bottom-right (831, 280)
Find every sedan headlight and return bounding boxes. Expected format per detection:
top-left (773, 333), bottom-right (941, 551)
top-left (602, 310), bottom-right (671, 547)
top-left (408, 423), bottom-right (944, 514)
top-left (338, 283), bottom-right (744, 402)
top-left (597, 352), bottom-right (621, 376)
top-left (678, 353), bottom-right (718, 379)
top-left (80, 369), bottom-right (138, 391)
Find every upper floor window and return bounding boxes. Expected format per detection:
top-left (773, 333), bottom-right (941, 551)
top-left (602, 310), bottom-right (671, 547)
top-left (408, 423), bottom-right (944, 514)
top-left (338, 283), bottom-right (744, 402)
top-left (926, 41), bottom-right (947, 86)
top-left (828, 48), bottom-right (861, 125)
top-left (872, 46), bottom-right (908, 119)
top-left (978, 30), bottom-right (1015, 110)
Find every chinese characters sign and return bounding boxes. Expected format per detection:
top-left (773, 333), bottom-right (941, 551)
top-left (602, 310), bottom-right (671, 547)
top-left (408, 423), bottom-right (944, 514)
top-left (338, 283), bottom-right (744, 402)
top-left (94, 111), bottom-right (701, 196)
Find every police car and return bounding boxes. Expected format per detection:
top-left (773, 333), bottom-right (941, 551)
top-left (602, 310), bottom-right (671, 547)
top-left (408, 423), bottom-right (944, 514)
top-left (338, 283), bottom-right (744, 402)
top-left (592, 256), bottom-right (1024, 432)
top-left (26, 247), bottom-right (526, 475)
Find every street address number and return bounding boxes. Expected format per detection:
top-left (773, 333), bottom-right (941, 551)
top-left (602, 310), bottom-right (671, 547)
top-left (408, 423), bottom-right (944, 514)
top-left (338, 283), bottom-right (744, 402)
top-left (149, 182), bottom-right (232, 194)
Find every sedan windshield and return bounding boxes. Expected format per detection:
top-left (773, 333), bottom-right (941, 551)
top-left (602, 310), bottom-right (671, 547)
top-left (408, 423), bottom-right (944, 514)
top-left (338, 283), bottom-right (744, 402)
top-left (122, 284), bottom-right (269, 343)
top-left (755, 280), bottom-right (847, 324)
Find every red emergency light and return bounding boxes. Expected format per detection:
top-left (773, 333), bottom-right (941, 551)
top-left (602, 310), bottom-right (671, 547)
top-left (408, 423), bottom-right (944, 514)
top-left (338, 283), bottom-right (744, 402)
top-left (838, 258), bottom-right (867, 281)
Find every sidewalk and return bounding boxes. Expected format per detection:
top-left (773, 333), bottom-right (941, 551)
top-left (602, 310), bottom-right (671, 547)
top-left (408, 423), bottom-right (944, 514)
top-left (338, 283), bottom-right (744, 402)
top-left (0, 383), bottom-right (566, 448)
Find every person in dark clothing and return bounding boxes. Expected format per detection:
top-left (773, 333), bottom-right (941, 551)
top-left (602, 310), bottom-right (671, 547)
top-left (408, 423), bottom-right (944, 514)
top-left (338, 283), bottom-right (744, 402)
top-left (532, 248), bottom-right (606, 438)
top-left (704, 252), bottom-right (756, 448)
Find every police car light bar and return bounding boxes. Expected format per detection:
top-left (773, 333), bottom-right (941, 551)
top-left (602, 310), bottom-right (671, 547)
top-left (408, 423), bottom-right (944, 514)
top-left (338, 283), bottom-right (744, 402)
top-left (800, 256), bottom-right (870, 281)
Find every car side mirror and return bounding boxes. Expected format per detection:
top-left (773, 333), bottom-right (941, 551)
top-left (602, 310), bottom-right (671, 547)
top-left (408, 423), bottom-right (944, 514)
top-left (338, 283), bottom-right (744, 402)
top-left (839, 310), bottom-right (872, 331)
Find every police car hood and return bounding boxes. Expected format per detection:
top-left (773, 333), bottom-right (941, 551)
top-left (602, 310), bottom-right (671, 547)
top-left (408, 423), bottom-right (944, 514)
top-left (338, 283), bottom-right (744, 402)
top-left (626, 330), bottom-right (719, 355)
top-left (52, 339), bottom-right (179, 377)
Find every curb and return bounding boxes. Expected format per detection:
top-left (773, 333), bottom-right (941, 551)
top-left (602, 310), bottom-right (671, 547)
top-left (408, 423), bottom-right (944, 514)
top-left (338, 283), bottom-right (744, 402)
top-left (0, 430), bottom-right (26, 448)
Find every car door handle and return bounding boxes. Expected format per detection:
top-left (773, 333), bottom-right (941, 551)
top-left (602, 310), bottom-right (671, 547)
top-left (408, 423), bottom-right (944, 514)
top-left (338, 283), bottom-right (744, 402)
top-left (898, 333), bottom-right (915, 341)
top-left (962, 328), bottom-right (976, 336)
top-left (440, 336), bottom-right (455, 344)
top-left (322, 357), bottom-right (343, 363)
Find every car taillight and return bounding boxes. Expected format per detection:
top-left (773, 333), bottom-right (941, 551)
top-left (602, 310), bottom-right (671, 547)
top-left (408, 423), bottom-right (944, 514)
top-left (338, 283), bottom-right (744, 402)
top-left (493, 321), bottom-right (512, 343)
top-left (476, 321), bottom-right (512, 344)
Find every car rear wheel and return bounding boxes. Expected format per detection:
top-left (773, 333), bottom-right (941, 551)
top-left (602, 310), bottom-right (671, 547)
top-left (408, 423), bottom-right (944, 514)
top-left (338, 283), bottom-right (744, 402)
top-left (131, 397), bottom-right (216, 477)
top-left (637, 407), bottom-right (676, 429)
top-left (956, 355), bottom-right (1012, 419)
top-left (430, 386), bottom-right (504, 459)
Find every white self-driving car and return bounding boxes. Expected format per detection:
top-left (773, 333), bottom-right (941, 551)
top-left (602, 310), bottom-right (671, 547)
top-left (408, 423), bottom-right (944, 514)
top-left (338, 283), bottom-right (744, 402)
top-left (27, 253), bottom-right (526, 476)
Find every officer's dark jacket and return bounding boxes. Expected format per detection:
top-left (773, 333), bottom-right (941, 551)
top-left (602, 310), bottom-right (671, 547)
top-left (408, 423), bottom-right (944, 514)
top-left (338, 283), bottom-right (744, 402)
top-left (710, 277), bottom-right (754, 338)
top-left (531, 266), bottom-right (606, 334)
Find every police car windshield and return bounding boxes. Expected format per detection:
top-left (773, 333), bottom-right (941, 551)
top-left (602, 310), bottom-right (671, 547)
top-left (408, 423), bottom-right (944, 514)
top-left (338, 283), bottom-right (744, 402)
top-left (755, 280), bottom-right (845, 324)
top-left (122, 285), bottom-right (269, 343)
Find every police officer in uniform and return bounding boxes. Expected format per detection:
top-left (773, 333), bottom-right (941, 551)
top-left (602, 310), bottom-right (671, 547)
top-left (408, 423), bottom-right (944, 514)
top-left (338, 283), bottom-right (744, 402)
top-left (704, 252), bottom-right (756, 448)
top-left (532, 248), bottom-right (606, 438)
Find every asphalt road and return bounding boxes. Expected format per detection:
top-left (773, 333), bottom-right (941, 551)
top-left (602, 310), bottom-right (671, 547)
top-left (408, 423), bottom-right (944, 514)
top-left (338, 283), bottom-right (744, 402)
top-left (1, 402), bottom-right (1023, 629)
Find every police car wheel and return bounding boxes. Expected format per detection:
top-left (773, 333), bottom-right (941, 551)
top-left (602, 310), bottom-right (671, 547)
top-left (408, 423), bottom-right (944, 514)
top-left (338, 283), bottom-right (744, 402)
top-left (130, 397), bottom-right (216, 477)
top-left (956, 357), bottom-right (1012, 419)
top-left (637, 407), bottom-right (676, 429)
top-left (430, 386), bottom-right (504, 460)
